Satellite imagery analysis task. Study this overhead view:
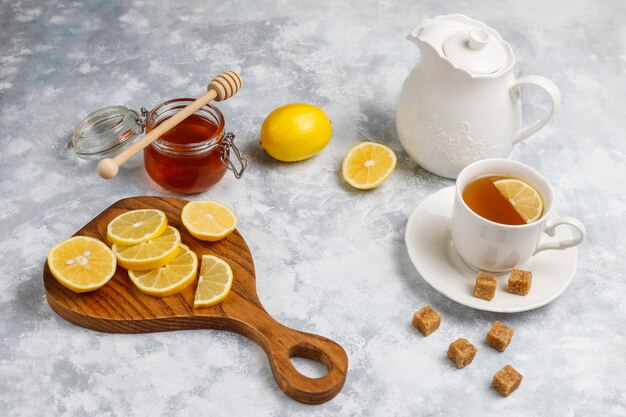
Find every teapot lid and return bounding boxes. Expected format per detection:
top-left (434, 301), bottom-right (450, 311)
top-left (410, 15), bottom-right (514, 77)
top-left (443, 28), bottom-right (507, 74)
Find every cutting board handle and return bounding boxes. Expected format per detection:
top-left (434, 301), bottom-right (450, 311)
top-left (236, 309), bottom-right (348, 404)
top-left (268, 324), bottom-right (348, 404)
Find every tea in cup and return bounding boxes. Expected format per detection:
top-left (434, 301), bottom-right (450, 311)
top-left (451, 159), bottom-right (586, 272)
top-left (462, 175), bottom-right (543, 226)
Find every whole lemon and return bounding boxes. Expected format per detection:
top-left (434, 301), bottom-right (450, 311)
top-left (260, 103), bottom-right (332, 162)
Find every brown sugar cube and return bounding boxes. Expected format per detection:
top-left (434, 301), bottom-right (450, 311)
top-left (507, 269), bottom-right (532, 295)
top-left (474, 272), bottom-right (497, 301)
top-left (492, 365), bottom-right (523, 397)
top-left (447, 338), bottom-right (477, 368)
top-left (412, 305), bottom-right (441, 336)
top-left (486, 321), bottom-right (514, 352)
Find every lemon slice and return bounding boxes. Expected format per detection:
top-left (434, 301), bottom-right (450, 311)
top-left (106, 209), bottom-right (168, 245)
top-left (112, 226), bottom-right (181, 270)
top-left (181, 201), bottom-right (238, 241)
top-left (47, 236), bottom-right (117, 293)
top-left (194, 255), bottom-right (233, 307)
top-left (493, 178), bottom-right (544, 223)
top-left (342, 141), bottom-right (397, 189)
top-left (127, 244), bottom-right (198, 297)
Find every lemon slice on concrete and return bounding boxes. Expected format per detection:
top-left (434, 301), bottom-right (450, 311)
top-left (493, 178), bottom-right (544, 223)
top-left (194, 255), bottom-right (233, 308)
top-left (127, 244), bottom-right (198, 297)
top-left (112, 226), bottom-right (181, 270)
top-left (181, 201), bottom-right (237, 242)
top-left (107, 209), bottom-right (168, 245)
top-left (342, 141), bottom-right (397, 190)
top-left (47, 236), bottom-right (117, 293)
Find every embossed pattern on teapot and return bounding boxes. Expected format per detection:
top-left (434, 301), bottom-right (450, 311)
top-left (396, 14), bottom-right (561, 179)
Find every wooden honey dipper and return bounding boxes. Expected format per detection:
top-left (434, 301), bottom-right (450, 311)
top-left (96, 71), bottom-right (243, 179)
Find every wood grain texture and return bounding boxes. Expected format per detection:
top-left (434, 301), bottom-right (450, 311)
top-left (43, 196), bottom-right (348, 404)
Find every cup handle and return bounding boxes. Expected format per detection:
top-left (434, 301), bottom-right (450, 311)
top-left (534, 216), bottom-right (586, 254)
top-left (510, 75), bottom-right (561, 144)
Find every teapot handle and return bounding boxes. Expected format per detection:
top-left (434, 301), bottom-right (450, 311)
top-left (510, 75), bottom-right (561, 144)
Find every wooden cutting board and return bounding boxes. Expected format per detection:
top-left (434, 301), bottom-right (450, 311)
top-left (43, 196), bottom-right (348, 404)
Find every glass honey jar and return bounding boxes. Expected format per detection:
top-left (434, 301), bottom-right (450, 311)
top-left (70, 99), bottom-right (246, 194)
top-left (143, 98), bottom-right (246, 194)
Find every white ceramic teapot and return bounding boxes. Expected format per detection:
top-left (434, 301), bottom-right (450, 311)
top-left (396, 14), bottom-right (561, 178)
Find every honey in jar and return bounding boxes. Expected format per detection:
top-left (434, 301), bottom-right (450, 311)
top-left (143, 98), bottom-right (246, 194)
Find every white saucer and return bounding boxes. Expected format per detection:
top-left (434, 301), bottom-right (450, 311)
top-left (405, 187), bottom-right (578, 313)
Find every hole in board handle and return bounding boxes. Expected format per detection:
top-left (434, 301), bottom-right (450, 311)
top-left (290, 356), bottom-right (329, 379)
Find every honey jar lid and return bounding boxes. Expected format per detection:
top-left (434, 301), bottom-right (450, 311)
top-left (69, 106), bottom-right (145, 159)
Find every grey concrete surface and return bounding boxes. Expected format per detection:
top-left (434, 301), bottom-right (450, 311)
top-left (1, 0), bottom-right (624, 415)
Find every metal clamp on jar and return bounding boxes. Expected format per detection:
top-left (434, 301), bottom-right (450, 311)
top-left (69, 71), bottom-right (247, 194)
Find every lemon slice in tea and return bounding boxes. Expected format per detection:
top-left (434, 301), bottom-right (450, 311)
top-left (493, 178), bottom-right (544, 223)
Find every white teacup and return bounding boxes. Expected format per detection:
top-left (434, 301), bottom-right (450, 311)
top-left (451, 159), bottom-right (586, 272)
